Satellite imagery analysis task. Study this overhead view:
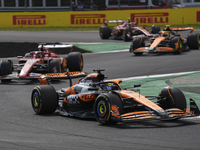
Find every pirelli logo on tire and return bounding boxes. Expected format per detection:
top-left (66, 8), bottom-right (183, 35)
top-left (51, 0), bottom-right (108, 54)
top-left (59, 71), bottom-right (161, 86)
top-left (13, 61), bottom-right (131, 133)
top-left (131, 13), bottom-right (169, 24)
top-left (13, 15), bottom-right (46, 26)
top-left (71, 14), bottom-right (106, 25)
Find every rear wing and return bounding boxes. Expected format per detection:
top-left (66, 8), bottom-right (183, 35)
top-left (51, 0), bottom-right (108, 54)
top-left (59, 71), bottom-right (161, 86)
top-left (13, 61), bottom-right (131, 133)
top-left (38, 43), bottom-right (73, 53)
top-left (169, 27), bottom-right (194, 33)
top-left (38, 72), bottom-right (86, 86)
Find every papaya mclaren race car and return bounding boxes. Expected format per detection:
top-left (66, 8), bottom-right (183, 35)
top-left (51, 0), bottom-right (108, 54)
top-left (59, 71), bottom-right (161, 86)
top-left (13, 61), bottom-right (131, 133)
top-left (130, 26), bottom-right (200, 55)
top-left (99, 19), bottom-right (160, 41)
top-left (0, 43), bottom-right (83, 82)
top-left (31, 69), bottom-right (199, 125)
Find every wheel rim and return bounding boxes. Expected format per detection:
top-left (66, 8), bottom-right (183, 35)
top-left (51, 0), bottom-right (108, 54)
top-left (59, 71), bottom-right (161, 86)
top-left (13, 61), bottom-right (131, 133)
top-left (33, 92), bottom-right (39, 108)
top-left (97, 100), bottom-right (107, 118)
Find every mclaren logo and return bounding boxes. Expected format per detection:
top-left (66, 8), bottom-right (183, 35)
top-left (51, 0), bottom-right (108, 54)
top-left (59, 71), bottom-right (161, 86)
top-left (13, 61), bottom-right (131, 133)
top-left (131, 13), bottom-right (169, 24)
top-left (13, 15), bottom-right (46, 25)
top-left (71, 14), bottom-right (106, 25)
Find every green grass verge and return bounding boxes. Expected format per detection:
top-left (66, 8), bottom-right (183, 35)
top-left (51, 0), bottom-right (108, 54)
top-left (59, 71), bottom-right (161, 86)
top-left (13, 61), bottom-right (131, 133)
top-left (0, 24), bottom-right (200, 31)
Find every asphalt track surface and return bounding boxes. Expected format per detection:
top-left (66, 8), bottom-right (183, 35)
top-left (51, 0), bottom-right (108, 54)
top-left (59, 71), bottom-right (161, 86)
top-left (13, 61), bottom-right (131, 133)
top-left (1, 30), bottom-right (200, 150)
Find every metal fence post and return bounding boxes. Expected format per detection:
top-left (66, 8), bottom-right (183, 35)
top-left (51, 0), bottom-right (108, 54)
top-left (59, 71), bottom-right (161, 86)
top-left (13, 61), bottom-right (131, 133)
top-left (118, 0), bottom-right (120, 10)
top-left (25, 0), bottom-right (27, 11)
top-left (70, 0), bottom-right (72, 10)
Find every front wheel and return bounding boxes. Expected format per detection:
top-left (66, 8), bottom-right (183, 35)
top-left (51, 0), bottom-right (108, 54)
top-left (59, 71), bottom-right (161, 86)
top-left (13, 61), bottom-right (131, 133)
top-left (0, 59), bottom-right (13, 82)
top-left (99, 26), bottom-right (111, 39)
top-left (31, 85), bottom-right (58, 114)
top-left (123, 28), bottom-right (132, 41)
top-left (94, 93), bottom-right (123, 125)
top-left (48, 59), bottom-right (61, 73)
top-left (130, 37), bottom-right (144, 55)
top-left (158, 87), bottom-right (186, 112)
top-left (170, 36), bottom-right (183, 54)
top-left (67, 52), bottom-right (83, 71)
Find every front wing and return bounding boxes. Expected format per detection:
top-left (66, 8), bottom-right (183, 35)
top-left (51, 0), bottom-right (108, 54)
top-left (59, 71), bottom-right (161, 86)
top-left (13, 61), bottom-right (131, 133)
top-left (110, 99), bottom-right (200, 122)
top-left (134, 47), bottom-right (175, 54)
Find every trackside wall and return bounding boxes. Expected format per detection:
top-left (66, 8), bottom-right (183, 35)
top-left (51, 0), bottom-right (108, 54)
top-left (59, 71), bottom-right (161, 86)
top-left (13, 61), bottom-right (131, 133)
top-left (0, 8), bottom-right (199, 27)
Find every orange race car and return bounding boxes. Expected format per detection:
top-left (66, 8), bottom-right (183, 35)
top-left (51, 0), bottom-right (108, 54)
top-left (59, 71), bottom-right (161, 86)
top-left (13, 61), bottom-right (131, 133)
top-left (129, 26), bottom-right (200, 55)
top-left (31, 69), bottom-right (199, 125)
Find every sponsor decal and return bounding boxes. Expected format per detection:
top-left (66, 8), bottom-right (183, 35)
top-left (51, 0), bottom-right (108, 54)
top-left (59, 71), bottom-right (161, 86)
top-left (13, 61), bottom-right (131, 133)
top-left (197, 11), bottom-right (200, 22)
top-left (13, 15), bottom-right (46, 26)
top-left (71, 14), bottom-right (106, 25)
top-left (79, 94), bottom-right (96, 102)
top-left (131, 13), bottom-right (169, 24)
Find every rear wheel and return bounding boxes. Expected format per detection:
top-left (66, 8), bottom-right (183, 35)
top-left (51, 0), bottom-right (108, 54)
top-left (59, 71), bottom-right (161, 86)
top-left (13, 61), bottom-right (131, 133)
top-left (99, 26), bottom-right (111, 39)
top-left (170, 36), bottom-right (183, 54)
top-left (151, 25), bottom-right (160, 34)
top-left (0, 59), bottom-right (13, 82)
top-left (31, 85), bottom-right (58, 114)
top-left (67, 52), bottom-right (83, 71)
top-left (123, 28), bottom-right (132, 41)
top-left (94, 93), bottom-right (123, 125)
top-left (187, 33), bottom-right (200, 49)
top-left (48, 59), bottom-right (61, 73)
top-left (158, 87), bottom-right (186, 112)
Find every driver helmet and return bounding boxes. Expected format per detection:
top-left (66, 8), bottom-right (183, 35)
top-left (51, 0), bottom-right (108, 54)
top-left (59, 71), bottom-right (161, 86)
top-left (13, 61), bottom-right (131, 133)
top-left (100, 83), bottom-right (112, 92)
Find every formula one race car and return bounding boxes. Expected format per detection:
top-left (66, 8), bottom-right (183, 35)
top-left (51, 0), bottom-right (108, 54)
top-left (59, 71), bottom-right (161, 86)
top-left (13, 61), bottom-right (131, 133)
top-left (130, 26), bottom-right (200, 55)
top-left (31, 69), bottom-right (199, 125)
top-left (99, 19), bottom-right (160, 41)
top-left (0, 43), bottom-right (83, 82)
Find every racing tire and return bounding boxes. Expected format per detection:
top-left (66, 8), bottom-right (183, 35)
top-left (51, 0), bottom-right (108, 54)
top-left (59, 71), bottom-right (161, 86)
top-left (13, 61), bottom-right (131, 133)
top-left (31, 85), bottom-right (58, 114)
top-left (159, 87), bottom-right (187, 112)
top-left (94, 93), bottom-right (123, 125)
top-left (170, 36), bottom-right (183, 54)
top-left (99, 26), bottom-right (111, 39)
top-left (151, 25), bottom-right (160, 34)
top-left (67, 52), bottom-right (83, 71)
top-left (130, 37), bottom-right (144, 55)
top-left (48, 59), bottom-right (61, 73)
top-left (187, 33), bottom-right (200, 49)
top-left (123, 28), bottom-right (132, 41)
top-left (0, 59), bottom-right (13, 82)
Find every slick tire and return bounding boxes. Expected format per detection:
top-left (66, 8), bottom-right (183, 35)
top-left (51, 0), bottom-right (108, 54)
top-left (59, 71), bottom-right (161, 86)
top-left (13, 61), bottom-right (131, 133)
top-left (159, 87), bottom-right (186, 112)
top-left (151, 25), bottom-right (160, 34)
top-left (67, 52), bottom-right (83, 71)
top-left (94, 93), bottom-right (123, 125)
top-left (130, 37), bottom-right (144, 55)
top-left (48, 59), bottom-right (61, 73)
top-left (0, 59), bottom-right (13, 82)
top-left (31, 85), bottom-right (58, 114)
top-left (170, 36), bottom-right (183, 54)
top-left (99, 26), bottom-right (111, 39)
top-left (123, 28), bottom-right (132, 41)
top-left (187, 33), bottom-right (200, 49)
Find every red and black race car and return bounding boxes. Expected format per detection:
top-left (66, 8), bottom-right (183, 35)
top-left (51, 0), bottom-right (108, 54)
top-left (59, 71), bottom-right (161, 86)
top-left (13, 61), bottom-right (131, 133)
top-left (31, 69), bottom-right (199, 125)
top-left (130, 26), bottom-right (200, 55)
top-left (0, 43), bottom-right (83, 82)
top-left (99, 19), bottom-right (160, 41)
